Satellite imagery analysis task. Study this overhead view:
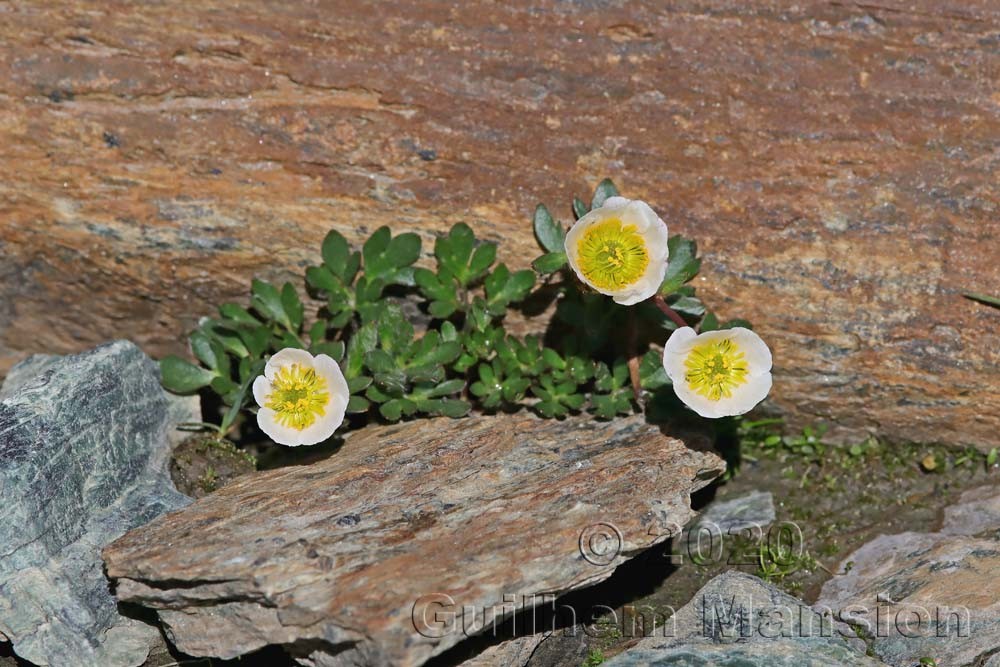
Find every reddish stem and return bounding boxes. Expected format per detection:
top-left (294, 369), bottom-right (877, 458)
top-left (650, 294), bottom-right (689, 329)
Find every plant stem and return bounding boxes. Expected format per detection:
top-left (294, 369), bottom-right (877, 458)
top-left (649, 294), bottom-right (689, 329)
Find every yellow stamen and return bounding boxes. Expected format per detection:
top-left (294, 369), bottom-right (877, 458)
top-left (576, 218), bottom-right (649, 290)
top-left (265, 363), bottom-right (330, 431)
top-left (684, 338), bottom-right (749, 401)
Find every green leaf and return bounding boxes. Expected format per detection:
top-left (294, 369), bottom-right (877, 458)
top-left (250, 279), bottom-right (291, 328)
top-left (379, 398), bottom-right (404, 421)
top-left (305, 265), bottom-right (343, 294)
top-left (532, 251), bottom-right (567, 274)
top-left (700, 312), bottom-right (720, 332)
top-left (160, 355), bottom-right (216, 394)
top-left (427, 379), bottom-right (466, 398)
top-left (659, 236), bottom-right (702, 295)
top-left (346, 395), bottom-right (370, 413)
top-left (386, 233), bottom-right (422, 269)
top-left (434, 223), bottom-right (477, 285)
top-left (311, 341), bottom-right (345, 361)
top-left (308, 320), bottom-right (328, 345)
top-left (572, 197), bottom-right (589, 220)
top-left (281, 283), bottom-right (304, 330)
top-left (200, 321), bottom-right (250, 359)
top-left (345, 322), bottom-right (377, 378)
top-left (239, 326), bottom-right (272, 358)
top-left (468, 243), bottom-right (497, 279)
top-left (365, 349), bottom-right (397, 373)
top-left (321, 230), bottom-right (351, 275)
top-left (434, 399), bottom-right (471, 418)
top-left (220, 359), bottom-right (264, 433)
top-left (362, 226), bottom-right (391, 268)
top-left (347, 375), bottom-right (373, 393)
top-left (721, 318), bottom-right (753, 330)
top-left (484, 264), bottom-right (535, 315)
top-left (639, 350), bottom-right (670, 390)
top-left (218, 303), bottom-right (260, 327)
top-left (533, 204), bottom-right (565, 253)
top-left (670, 295), bottom-right (706, 318)
top-left (190, 331), bottom-right (225, 371)
top-left (591, 178), bottom-right (620, 210)
top-left (966, 292), bottom-right (1000, 309)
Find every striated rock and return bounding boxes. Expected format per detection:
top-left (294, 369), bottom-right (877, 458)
top-left (104, 414), bottom-right (724, 666)
top-left (455, 635), bottom-right (547, 667)
top-left (689, 490), bottom-right (776, 537)
top-left (605, 571), bottom-right (887, 667)
top-left (817, 485), bottom-right (1000, 667)
top-left (0, 341), bottom-right (197, 667)
top-left (1, 1), bottom-right (999, 448)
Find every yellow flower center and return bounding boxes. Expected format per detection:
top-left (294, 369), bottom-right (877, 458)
top-left (576, 218), bottom-right (650, 290)
top-left (265, 363), bottom-right (330, 431)
top-left (684, 338), bottom-right (749, 401)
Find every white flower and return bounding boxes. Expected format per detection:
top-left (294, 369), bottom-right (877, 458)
top-left (661, 326), bottom-right (772, 419)
top-left (564, 196), bottom-right (669, 305)
top-left (252, 348), bottom-right (349, 446)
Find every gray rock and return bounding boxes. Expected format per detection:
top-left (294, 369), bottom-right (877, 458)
top-left (941, 485), bottom-right (1000, 536)
top-left (689, 490), bottom-right (776, 537)
top-left (605, 571), bottom-right (887, 667)
top-left (0, 341), bottom-right (197, 667)
top-left (818, 526), bottom-right (1000, 667)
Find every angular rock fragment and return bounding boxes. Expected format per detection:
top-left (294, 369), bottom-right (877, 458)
top-left (818, 486), bottom-right (1000, 667)
top-left (0, 341), bottom-right (197, 667)
top-left (689, 489), bottom-right (776, 536)
top-left (605, 571), bottom-right (887, 666)
top-left (104, 415), bottom-right (724, 666)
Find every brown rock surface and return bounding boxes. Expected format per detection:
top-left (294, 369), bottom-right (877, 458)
top-left (1, 1), bottom-right (998, 446)
top-left (103, 414), bottom-right (723, 666)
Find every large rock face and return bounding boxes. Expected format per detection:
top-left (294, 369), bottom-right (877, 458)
top-left (0, 1), bottom-right (998, 447)
top-left (0, 341), bottom-right (197, 667)
top-left (103, 414), bottom-right (724, 666)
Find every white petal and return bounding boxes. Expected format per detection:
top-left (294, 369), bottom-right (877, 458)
top-left (315, 354), bottom-right (349, 402)
top-left (257, 407), bottom-right (307, 446)
top-left (661, 327), bottom-right (698, 382)
top-left (264, 348), bottom-right (315, 380)
top-left (641, 205), bottom-right (670, 262)
top-left (672, 380), bottom-right (730, 418)
top-left (252, 375), bottom-right (272, 408)
top-left (727, 327), bottom-right (773, 375)
top-left (599, 195), bottom-right (630, 210)
top-left (297, 398), bottom-right (347, 446)
top-left (724, 372), bottom-right (773, 416)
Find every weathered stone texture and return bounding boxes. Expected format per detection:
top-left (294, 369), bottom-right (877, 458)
top-left (605, 571), bottom-right (887, 667)
top-left (103, 414), bottom-right (724, 666)
top-left (1, 1), bottom-right (998, 446)
top-left (0, 341), bottom-right (197, 667)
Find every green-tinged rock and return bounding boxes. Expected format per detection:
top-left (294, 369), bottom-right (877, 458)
top-left (0, 341), bottom-right (197, 667)
top-left (605, 571), bottom-right (887, 667)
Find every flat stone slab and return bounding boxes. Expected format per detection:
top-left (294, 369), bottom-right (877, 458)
top-left (817, 486), bottom-right (1000, 667)
top-left (606, 571), bottom-right (887, 667)
top-left (104, 414), bottom-right (724, 666)
top-left (0, 341), bottom-right (197, 667)
top-left (689, 489), bottom-right (775, 536)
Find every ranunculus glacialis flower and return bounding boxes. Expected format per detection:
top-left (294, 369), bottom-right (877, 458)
top-left (662, 326), bottom-right (772, 418)
top-left (252, 348), bottom-right (349, 446)
top-left (564, 196), bottom-right (669, 305)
